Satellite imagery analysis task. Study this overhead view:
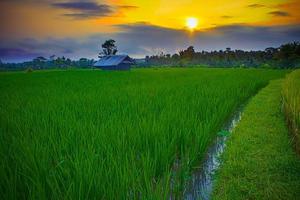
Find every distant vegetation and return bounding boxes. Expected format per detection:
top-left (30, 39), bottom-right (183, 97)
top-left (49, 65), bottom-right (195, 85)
top-left (0, 56), bottom-right (95, 71)
top-left (145, 42), bottom-right (300, 68)
top-left (283, 69), bottom-right (300, 154)
top-left (0, 41), bottom-right (299, 71)
top-left (0, 69), bottom-right (286, 199)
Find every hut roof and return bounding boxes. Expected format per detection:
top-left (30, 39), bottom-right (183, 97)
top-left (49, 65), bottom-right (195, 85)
top-left (94, 55), bottom-right (134, 67)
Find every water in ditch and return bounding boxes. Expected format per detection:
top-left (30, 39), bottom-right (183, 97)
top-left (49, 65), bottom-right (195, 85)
top-left (183, 106), bottom-right (244, 200)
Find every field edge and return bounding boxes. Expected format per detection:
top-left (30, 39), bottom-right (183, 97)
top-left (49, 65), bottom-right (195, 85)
top-left (212, 79), bottom-right (300, 200)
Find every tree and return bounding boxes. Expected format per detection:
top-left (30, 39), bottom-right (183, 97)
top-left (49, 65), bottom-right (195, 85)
top-left (99, 39), bottom-right (118, 58)
top-left (179, 46), bottom-right (195, 60)
top-left (49, 55), bottom-right (56, 61)
top-left (264, 47), bottom-right (278, 60)
top-left (33, 56), bottom-right (47, 69)
top-left (225, 47), bottom-right (231, 53)
top-left (34, 56), bottom-right (47, 62)
top-left (276, 42), bottom-right (300, 68)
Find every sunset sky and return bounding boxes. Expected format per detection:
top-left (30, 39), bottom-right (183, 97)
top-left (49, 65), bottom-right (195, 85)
top-left (0, 0), bottom-right (300, 62)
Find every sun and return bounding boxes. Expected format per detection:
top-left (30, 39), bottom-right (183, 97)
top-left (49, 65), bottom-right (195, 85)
top-left (186, 17), bottom-right (198, 30)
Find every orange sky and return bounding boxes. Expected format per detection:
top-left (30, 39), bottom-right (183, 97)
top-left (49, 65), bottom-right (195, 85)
top-left (1, 0), bottom-right (299, 39)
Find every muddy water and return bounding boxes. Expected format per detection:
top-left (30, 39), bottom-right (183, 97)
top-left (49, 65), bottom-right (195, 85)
top-left (184, 106), bottom-right (243, 200)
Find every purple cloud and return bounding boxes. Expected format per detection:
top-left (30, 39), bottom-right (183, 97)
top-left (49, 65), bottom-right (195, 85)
top-left (51, 1), bottom-right (114, 19)
top-left (0, 48), bottom-right (41, 62)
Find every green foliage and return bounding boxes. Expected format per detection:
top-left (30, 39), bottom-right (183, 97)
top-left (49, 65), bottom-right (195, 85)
top-left (0, 56), bottom-right (95, 71)
top-left (261, 63), bottom-right (272, 69)
top-left (282, 69), bottom-right (300, 154)
top-left (25, 67), bottom-right (33, 73)
top-left (217, 130), bottom-right (230, 137)
top-left (0, 68), bottom-right (286, 199)
top-left (212, 80), bottom-right (300, 200)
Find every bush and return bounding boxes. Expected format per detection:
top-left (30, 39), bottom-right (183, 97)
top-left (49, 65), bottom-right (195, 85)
top-left (25, 67), bottom-right (33, 73)
top-left (282, 69), bottom-right (300, 154)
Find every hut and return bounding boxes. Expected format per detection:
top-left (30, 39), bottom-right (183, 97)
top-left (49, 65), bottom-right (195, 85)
top-left (94, 55), bottom-right (135, 70)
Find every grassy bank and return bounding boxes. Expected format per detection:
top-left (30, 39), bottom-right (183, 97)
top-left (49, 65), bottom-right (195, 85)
top-left (282, 69), bottom-right (300, 154)
top-left (0, 68), bottom-right (286, 199)
top-left (212, 79), bottom-right (300, 200)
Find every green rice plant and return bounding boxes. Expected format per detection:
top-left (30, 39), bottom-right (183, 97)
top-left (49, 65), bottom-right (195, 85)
top-left (0, 68), bottom-right (286, 199)
top-left (282, 69), bottom-right (300, 154)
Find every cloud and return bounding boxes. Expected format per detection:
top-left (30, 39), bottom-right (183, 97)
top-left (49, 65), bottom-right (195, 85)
top-left (51, 1), bottom-right (114, 19)
top-left (118, 5), bottom-right (139, 10)
top-left (1, 23), bottom-right (300, 62)
top-left (0, 37), bottom-right (90, 62)
top-left (0, 48), bottom-right (40, 62)
top-left (50, 1), bottom-right (139, 19)
top-left (247, 4), bottom-right (265, 8)
top-left (268, 11), bottom-right (290, 17)
top-left (221, 15), bottom-right (233, 19)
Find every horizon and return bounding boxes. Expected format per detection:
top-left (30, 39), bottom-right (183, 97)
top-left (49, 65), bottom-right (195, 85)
top-left (1, 42), bottom-right (295, 64)
top-left (1, 0), bottom-right (300, 62)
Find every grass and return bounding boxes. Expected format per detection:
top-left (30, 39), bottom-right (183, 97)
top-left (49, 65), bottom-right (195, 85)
top-left (0, 68), bottom-right (286, 199)
top-left (282, 69), bottom-right (300, 154)
top-left (212, 79), bottom-right (300, 200)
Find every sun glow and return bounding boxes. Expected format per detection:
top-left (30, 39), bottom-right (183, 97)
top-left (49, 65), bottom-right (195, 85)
top-left (186, 17), bottom-right (198, 30)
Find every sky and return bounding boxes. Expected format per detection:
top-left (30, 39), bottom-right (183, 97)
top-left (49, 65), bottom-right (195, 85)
top-left (0, 0), bottom-right (300, 62)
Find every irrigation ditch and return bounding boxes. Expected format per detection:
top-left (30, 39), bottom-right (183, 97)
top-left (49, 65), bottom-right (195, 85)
top-left (170, 103), bottom-right (245, 200)
top-left (183, 105), bottom-right (244, 200)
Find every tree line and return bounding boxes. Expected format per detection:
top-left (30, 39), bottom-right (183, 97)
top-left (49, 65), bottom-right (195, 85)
top-left (0, 56), bottom-right (95, 71)
top-left (144, 42), bottom-right (300, 68)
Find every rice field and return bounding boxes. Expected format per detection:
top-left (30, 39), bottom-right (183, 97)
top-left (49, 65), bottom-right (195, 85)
top-left (0, 68), bottom-right (286, 199)
top-left (282, 69), bottom-right (300, 154)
